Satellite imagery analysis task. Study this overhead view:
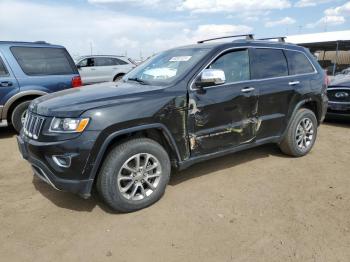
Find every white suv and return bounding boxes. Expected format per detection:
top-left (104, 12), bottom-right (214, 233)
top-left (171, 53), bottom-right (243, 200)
top-left (76, 55), bottom-right (135, 84)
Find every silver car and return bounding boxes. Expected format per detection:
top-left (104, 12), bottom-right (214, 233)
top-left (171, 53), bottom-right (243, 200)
top-left (76, 55), bottom-right (135, 84)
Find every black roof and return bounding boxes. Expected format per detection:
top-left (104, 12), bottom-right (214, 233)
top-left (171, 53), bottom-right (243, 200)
top-left (178, 39), bottom-right (304, 52)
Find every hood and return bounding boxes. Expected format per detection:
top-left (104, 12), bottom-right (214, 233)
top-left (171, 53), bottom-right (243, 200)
top-left (330, 75), bottom-right (350, 87)
top-left (30, 81), bottom-right (165, 117)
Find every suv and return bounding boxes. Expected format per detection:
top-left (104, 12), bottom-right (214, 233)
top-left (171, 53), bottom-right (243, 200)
top-left (76, 55), bottom-right (135, 84)
top-left (17, 35), bottom-right (328, 212)
top-left (0, 41), bottom-right (81, 132)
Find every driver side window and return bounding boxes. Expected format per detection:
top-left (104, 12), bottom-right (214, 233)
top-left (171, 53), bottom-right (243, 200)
top-left (78, 58), bottom-right (94, 67)
top-left (209, 49), bottom-right (250, 83)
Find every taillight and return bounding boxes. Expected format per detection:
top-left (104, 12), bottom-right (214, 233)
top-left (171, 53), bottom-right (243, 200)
top-left (323, 70), bottom-right (330, 87)
top-left (72, 76), bottom-right (82, 88)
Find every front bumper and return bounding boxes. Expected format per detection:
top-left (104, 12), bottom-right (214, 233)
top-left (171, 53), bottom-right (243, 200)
top-left (327, 102), bottom-right (350, 118)
top-left (16, 132), bottom-right (99, 198)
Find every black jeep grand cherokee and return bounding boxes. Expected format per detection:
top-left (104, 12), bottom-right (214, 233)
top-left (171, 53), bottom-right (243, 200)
top-left (17, 35), bottom-right (328, 212)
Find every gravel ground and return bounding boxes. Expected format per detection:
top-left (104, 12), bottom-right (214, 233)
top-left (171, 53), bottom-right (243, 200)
top-left (0, 120), bottom-right (349, 262)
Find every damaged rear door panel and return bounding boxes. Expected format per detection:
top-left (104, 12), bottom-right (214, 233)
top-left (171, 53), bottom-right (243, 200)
top-left (188, 48), bottom-right (259, 156)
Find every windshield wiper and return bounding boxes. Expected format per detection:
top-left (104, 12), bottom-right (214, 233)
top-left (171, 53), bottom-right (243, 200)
top-left (127, 77), bottom-right (148, 85)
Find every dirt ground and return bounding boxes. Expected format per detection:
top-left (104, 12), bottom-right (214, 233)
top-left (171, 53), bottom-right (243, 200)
top-left (0, 120), bottom-right (349, 262)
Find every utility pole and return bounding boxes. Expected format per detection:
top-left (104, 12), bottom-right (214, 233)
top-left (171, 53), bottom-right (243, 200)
top-left (90, 42), bottom-right (93, 55)
top-left (139, 49), bottom-right (143, 62)
top-left (298, 25), bottom-right (303, 34)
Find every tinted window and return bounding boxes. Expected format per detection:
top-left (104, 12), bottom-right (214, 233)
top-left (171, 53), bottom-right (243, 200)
top-left (95, 57), bottom-right (113, 66)
top-left (0, 58), bottom-right (8, 76)
top-left (285, 50), bottom-right (315, 75)
top-left (94, 57), bottom-right (128, 66)
top-left (251, 49), bottom-right (288, 79)
top-left (209, 49), bottom-right (250, 83)
top-left (11, 47), bottom-right (76, 76)
top-left (113, 58), bottom-right (128, 65)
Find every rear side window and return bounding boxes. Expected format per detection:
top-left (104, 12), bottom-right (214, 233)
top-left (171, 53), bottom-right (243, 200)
top-left (285, 50), bottom-right (315, 75)
top-left (94, 57), bottom-right (128, 66)
top-left (113, 58), bottom-right (128, 65)
top-left (251, 49), bottom-right (288, 79)
top-left (11, 47), bottom-right (77, 76)
top-left (0, 57), bottom-right (9, 76)
top-left (95, 57), bottom-right (113, 66)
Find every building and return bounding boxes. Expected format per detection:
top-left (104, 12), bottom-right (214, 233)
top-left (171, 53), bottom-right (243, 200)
top-left (286, 30), bottom-right (350, 76)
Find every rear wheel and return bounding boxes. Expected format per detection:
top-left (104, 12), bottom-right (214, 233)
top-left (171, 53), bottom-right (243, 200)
top-left (11, 101), bottom-right (31, 133)
top-left (97, 138), bottom-right (171, 212)
top-left (113, 74), bottom-right (124, 82)
top-left (279, 108), bottom-right (318, 157)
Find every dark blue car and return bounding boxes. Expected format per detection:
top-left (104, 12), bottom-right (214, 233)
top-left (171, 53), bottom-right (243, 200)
top-left (0, 41), bottom-right (81, 132)
top-left (327, 74), bottom-right (350, 118)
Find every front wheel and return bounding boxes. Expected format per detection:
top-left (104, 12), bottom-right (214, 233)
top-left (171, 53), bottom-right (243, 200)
top-left (11, 101), bottom-right (31, 133)
top-left (279, 108), bottom-right (318, 157)
top-left (97, 138), bottom-right (171, 212)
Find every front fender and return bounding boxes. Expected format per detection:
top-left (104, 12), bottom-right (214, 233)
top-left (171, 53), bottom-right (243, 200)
top-left (85, 123), bottom-right (182, 182)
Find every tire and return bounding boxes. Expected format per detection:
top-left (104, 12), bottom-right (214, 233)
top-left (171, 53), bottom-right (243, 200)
top-left (97, 138), bottom-right (171, 212)
top-left (11, 101), bottom-right (31, 133)
top-left (279, 108), bottom-right (318, 157)
top-left (113, 74), bottom-right (124, 82)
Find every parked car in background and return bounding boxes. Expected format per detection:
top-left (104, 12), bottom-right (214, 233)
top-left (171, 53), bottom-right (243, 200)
top-left (17, 35), bottom-right (328, 212)
top-left (76, 55), bottom-right (135, 84)
top-left (0, 41), bottom-right (81, 132)
top-left (327, 76), bottom-right (350, 118)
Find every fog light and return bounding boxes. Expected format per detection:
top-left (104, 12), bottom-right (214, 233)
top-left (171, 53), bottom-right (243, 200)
top-left (52, 155), bottom-right (71, 168)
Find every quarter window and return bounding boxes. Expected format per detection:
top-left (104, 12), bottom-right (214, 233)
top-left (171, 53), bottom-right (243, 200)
top-left (113, 58), bottom-right (128, 65)
top-left (208, 49), bottom-right (250, 83)
top-left (11, 47), bottom-right (76, 76)
top-left (285, 50), bottom-right (315, 75)
top-left (0, 58), bottom-right (9, 76)
top-left (251, 49), bottom-right (288, 79)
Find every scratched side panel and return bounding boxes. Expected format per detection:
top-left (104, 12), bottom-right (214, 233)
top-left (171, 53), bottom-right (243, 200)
top-left (154, 95), bottom-right (190, 160)
top-left (188, 84), bottom-right (259, 156)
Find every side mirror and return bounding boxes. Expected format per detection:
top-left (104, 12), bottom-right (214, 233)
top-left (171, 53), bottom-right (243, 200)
top-left (196, 69), bottom-right (225, 88)
top-left (76, 64), bottom-right (81, 69)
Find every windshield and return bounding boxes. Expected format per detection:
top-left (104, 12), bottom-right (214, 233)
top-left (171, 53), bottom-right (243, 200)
top-left (123, 47), bottom-right (210, 85)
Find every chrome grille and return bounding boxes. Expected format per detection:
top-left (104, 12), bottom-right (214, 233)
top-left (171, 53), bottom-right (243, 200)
top-left (23, 112), bottom-right (45, 139)
top-left (327, 88), bottom-right (350, 103)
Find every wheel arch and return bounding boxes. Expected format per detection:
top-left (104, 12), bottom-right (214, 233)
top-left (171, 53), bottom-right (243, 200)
top-left (281, 98), bottom-right (321, 141)
top-left (113, 73), bottom-right (125, 81)
top-left (88, 124), bottom-right (182, 183)
top-left (2, 90), bottom-right (48, 122)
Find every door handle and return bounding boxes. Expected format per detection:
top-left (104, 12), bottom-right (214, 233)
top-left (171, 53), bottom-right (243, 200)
top-left (289, 81), bottom-right (300, 86)
top-left (0, 81), bottom-right (12, 87)
top-left (241, 87), bottom-right (255, 93)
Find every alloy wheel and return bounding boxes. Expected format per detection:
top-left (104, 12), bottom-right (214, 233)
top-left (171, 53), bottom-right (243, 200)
top-left (295, 117), bottom-right (314, 150)
top-left (117, 153), bottom-right (161, 201)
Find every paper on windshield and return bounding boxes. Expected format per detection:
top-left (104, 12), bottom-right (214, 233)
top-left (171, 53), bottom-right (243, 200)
top-left (169, 56), bottom-right (192, 62)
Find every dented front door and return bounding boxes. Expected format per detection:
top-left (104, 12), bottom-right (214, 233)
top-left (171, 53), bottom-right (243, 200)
top-left (188, 48), bottom-right (259, 156)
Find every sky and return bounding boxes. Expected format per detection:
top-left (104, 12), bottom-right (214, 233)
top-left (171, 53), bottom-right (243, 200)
top-left (0, 0), bottom-right (349, 59)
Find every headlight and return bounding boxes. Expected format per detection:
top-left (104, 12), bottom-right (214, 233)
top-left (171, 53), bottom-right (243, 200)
top-left (49, 117), bottom-right (90, 133)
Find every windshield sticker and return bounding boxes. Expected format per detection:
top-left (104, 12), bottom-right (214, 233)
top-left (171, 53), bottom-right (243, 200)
top-left (169, 56), bottom-right (192, 62)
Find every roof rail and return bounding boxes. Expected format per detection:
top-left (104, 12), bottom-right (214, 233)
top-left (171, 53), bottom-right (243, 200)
top-left (258, 37), bottom-right (286, 43)
top-left (197, 34), bottom-right (254, 44)
top-left (34, 41), bottom-right (49, 44)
